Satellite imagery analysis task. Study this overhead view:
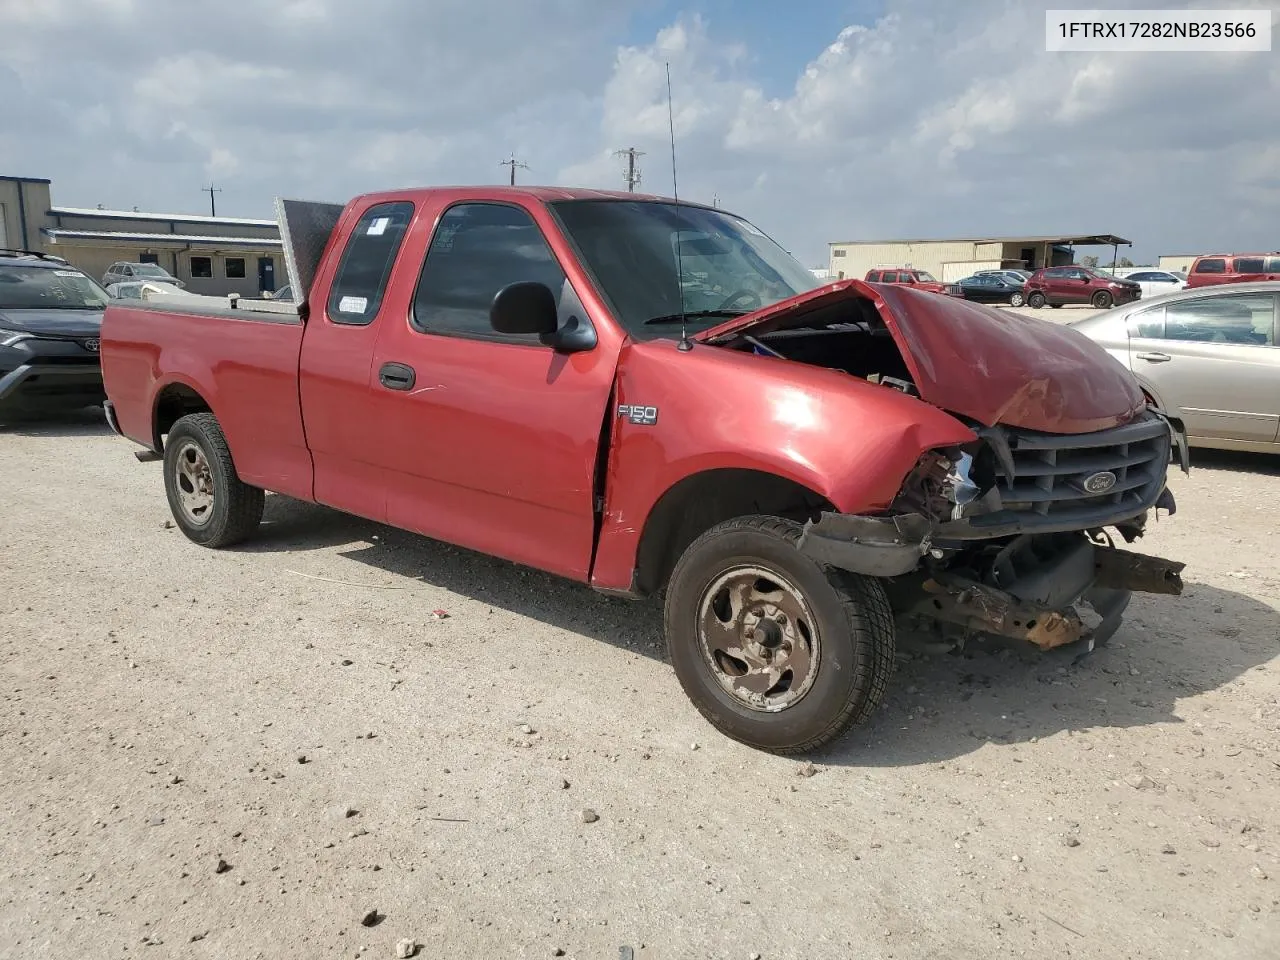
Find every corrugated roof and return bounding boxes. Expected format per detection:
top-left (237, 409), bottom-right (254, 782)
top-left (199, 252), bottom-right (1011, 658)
top-left (43, 228), bottom-right (282, 247)
top-left (49, 206), bottom-right (277, 228)
top-left (830, 233), bottom-right (1131, 247)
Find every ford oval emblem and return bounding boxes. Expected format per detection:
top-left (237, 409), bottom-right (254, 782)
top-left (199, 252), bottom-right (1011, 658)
top-left (1083, 470), bottom-right (1117, 494)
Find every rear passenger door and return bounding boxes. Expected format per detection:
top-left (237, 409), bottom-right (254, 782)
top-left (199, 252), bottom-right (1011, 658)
top-left (366, 199), bottom-right (622, 582)
top-left (299, 199), bottom-right (418, 521)
top-left (1128, 292), bottom-right (1280, 443)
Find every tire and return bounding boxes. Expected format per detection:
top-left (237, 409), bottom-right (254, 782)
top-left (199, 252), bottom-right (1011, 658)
top-left (1027, 292), bottom-right (1046, 309)
top-left (1009, 292), bottom-right (1025, 307)
top-left (163, 412), bottom-right (264, 548)
top-left (1091, 290), bottom-right (1114, 309)
top-left (1050, 303), bottom-right (1064, 309)
top-left (663, 515), bottom-right (895, 754)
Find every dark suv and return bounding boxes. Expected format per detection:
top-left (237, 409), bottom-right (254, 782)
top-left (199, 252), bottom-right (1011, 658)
top-left (1023, 265), bottom-right (1141, 309)
top-left (0, 250), bottom-right (109, 418)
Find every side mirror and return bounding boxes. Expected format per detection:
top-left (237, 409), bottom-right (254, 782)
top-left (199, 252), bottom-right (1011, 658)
top-left (490, 281), bottom-right (558, 336)
top-left (490, 281), bottom-right (597, 353)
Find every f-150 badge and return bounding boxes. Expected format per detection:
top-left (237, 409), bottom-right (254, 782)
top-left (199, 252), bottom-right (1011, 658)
top-left (617, 404), bottom-right (658, 426)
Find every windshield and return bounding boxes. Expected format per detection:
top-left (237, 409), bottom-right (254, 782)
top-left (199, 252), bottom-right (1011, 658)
top-left (132, 263), bottom-right (171, 277)
top-left (550, 200), bottom-right (821, 337)
top-left (0, 265), bottom-right (110, 310)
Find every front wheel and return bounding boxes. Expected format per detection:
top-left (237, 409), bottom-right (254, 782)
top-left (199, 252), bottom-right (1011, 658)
top-left (163, 412), bottom-right (264, 547)
top-left (1027, 292), bottom-right (1046, 309)
top-left (1091, 290), bottom-right (1114, 309)
top-left (1009, 292), bottom-right (1025, 307)
top-left (664, 516), bottom-right (895, 754)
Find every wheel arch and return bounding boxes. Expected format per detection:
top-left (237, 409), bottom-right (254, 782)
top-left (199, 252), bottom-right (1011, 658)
top-left (152, 378), bottom-right (215, 452)
top-left (632, 467), bottom-right (835, 597)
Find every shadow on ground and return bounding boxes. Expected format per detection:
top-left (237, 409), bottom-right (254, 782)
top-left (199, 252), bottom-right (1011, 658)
top-left (0, 406), bottom-right (111, 438)
top-left (1187, 447), bottom-right (1280, 477)
top-left (233, 497), bottom-right (1280, 766)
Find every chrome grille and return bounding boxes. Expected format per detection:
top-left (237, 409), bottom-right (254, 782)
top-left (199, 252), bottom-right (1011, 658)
top-left (971, 413), bottom-right (1171, 532)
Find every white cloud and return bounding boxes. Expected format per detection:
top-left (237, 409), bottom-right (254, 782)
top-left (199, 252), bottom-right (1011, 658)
top-left (0, 0), bottom-right (1275, 265)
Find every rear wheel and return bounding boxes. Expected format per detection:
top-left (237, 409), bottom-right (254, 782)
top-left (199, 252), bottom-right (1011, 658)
top-left (1027, 292), bottom-right (1046, 309)
top-left (1009, 292), bottom-right (1025, 307)
top-left (163, 412), bottom-right (264, 547)
top-left (1091, 290), bottom-right (1114, 309)
top-left (664, 516), bottom-right (895, 754)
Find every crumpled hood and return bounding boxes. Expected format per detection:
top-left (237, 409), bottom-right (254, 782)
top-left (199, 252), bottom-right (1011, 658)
top-left (0, 307), bottom-right (104, 338)
top-left (695, 280), bottom-right (1145, 434)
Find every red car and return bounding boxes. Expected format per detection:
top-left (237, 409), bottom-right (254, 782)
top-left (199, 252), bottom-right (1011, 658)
top-left (864, 267), bottom-right (946, 293)
top-left (1185, 253), bottom-right (1280, 288)
top-left (99, 186), bottom-right (1185, 754)
top-left (1023, 265), bottom-right (1141, 309)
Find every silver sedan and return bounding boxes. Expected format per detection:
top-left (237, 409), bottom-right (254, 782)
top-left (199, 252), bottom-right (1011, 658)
top-left (1070, 281), bottom-right (1280, 453)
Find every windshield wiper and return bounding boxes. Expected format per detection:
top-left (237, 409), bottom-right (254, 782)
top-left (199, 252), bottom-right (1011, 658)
top-left (643, 309), bottom-right (748, 325)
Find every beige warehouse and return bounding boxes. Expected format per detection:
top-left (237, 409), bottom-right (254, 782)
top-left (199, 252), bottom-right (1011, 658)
top-left (1, 174), bottom-right (282, 297)
top-left (829, 233), bottom-right (1132, 283)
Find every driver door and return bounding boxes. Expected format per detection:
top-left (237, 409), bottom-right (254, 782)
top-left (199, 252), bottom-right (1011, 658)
top-left (366, 198), bottom-right (623, 582)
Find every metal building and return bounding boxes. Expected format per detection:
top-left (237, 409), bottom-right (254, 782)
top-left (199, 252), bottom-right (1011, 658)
top-left (1, 174), bottom-right (282, 297)
top-left (828, 233), bottom-right (1132, 283)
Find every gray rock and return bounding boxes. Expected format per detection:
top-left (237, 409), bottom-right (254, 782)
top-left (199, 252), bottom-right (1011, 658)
top-left (1063, 836), bottom-right (1080, 848)
top-left (394, 938), bottom-right (418, 958)
top-left (581, 808), bottom-right (600, 824)
top-left (1250, 865), bottom-right (1268, 880)
top-left (214, 858), bottom-right (231, 874)
top-left (360, 908), bottom-right (383, 927)
top-left (330, 805), bottom-right (359, 820)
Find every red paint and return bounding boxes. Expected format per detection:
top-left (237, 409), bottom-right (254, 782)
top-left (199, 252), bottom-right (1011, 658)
top-left (697, 280), bottom-right (1146, 433)
top-left (102, 186), bottom-right (1153, 596)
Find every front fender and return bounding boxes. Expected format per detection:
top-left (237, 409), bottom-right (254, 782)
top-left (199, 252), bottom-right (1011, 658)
top-left (588, 338), bottom-right (976, 592)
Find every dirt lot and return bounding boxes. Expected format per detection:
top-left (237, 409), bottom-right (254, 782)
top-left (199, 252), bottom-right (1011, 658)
top-left (2, 409), bottom-right (1278, 960)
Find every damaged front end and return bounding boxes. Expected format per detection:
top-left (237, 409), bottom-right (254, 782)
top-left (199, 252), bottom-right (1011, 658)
top-left (798, 410), bottom-right (1186, 651)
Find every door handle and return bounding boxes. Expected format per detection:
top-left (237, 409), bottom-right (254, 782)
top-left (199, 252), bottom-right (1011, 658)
top-left (378, 362), bottom-right (416, 390)
top-left (1135, 352), bottom-right (1171, 363)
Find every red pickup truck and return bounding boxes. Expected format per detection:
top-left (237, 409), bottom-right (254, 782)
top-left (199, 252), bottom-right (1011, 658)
top-left (101, 186), bottom-right (1186, 754)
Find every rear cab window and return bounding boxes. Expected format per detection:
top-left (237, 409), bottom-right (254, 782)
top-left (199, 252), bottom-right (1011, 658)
top-left (326, 201), bottom-right (415, 326)
top-left (1193, 258), bottom-right (1226, 274)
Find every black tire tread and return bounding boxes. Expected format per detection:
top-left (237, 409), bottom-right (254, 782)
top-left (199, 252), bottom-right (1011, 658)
top-left (665, 515), bottom-right (895, 755)
top-left (165, 412), bottom-right (264, 548)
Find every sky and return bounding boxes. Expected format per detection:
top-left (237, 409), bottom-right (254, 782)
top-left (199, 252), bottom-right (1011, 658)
top-left (1, 0), bottom-right (1276, 267)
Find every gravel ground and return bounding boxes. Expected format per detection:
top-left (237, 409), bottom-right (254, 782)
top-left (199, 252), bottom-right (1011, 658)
top-left (2, 409), bottom-right (1278, 960)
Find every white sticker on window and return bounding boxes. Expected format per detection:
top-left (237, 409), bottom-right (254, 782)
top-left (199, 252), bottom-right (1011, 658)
top-left (338, 295), bottom-right (368, 314)
top-left (367, 217), bottom-right (390, 236)
top-left (54, 270), bottom-right (82, 277)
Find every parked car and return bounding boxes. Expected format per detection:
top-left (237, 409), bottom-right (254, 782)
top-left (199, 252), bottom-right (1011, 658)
top-left (1186, 253), bottom-right (1280, 289)
top-left (106, 280), bottom-right (192, 301)
top-left (1024, 265), bottom-right (1142, 309)
top-left (100, 186), bottom-right (1185, 754)
top-left (945, 273), bottom-right (1026, 306)
top-left (0, 250), bottom-right (109, 417)
top-left (1119, 270), bottom-right (1188, 299)
top-left (102, 261), bottom-right (185, 289)
top-left (1070, 281), bottom-right (1280, 453)
top-left (973, 269), bottom-right (1032, 285)
top-left (864, 267), bottom-right (947, 293)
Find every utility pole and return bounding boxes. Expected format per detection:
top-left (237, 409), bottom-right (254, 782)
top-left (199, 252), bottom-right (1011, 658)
top-left (499, 154), bottom-right (529, 186)
top-left (613, 147), bottom-right (645, 192)
top-left (711, 193), bottom-right (720, 209)
top-left (202, 184), bottom-right (222, 217)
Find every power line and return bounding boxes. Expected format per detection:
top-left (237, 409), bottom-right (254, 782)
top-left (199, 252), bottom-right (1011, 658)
top-left (613, 146), bottom-right (645, 192)
top-left (202, 183), bottom-right (222, 217)
top-left (499, 153), bottom-right (529, 186)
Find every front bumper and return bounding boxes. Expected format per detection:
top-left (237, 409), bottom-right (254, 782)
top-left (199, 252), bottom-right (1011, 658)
top-left (0, 361), bottom-right (104, 412)
top-left (798, 500), bottom-right (1184, 651)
